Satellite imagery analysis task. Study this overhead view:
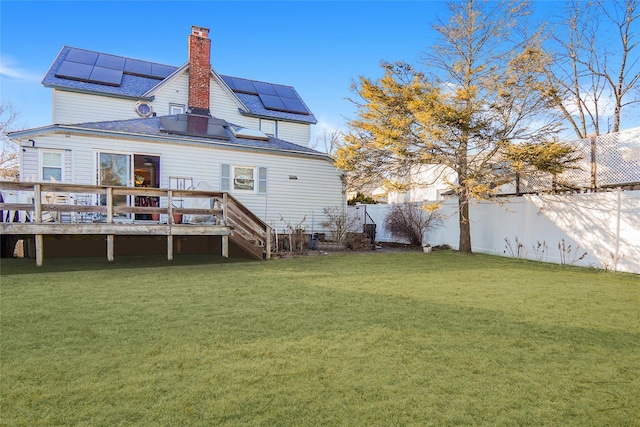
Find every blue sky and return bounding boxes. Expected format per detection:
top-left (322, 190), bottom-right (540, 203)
top-left (1, 1), bottom-right (638, 146)
top-left (1, 1), bottom-right (448, 143)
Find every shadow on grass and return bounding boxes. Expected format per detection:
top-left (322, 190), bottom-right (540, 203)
top-left (203, 278), bottom-right (640, 353)
top-left (0, 254), bottom-right (253, 275)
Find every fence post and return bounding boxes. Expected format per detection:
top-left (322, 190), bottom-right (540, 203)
top-left (614, 189), bottom-right (621, 271)
top-left (590, 135), bottom-right (597, 192)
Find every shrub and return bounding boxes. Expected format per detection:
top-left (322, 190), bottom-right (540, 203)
top-left (321, 206), bottom-right (359, 243)
top-left (384, 202), bottom-right (442, 246)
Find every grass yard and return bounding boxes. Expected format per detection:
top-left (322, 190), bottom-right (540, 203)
top-left (1, 251), bottom-right (639, 426)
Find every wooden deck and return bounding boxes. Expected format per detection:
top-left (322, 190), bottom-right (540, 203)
top-left (0, 181), bottom-right (271, 265)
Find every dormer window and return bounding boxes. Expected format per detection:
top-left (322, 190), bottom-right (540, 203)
top-left (260, 119), bottom-right (276, 137)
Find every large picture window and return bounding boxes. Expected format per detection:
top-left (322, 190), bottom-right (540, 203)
top-left (41, 150), bottom-right (63, 181)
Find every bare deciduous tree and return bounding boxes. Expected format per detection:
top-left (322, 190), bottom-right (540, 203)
top-left (320, 206), bottom-right (358, 243)
top-left (542, 0), bottom-right (640, 137)
top-left (311, 128), bottom-right (343, 157)
top-left (0, 103), bottom-right (22, 180)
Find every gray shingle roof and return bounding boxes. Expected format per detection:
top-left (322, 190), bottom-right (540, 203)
top-left (42, 46), bottom-right (317, 123)
top-left (69, 115), bottom-right (327, 157)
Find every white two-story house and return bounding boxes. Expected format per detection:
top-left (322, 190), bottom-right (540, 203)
top-left (9, 26), bottom-right (344, 236)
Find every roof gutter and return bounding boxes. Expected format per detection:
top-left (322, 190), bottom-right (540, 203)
top-left (238, 110), bottom-right (318, 125)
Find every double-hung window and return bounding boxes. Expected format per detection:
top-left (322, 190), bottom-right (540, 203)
top-left (221, 164), bottom-right (267, 194)
top-left (40, 150), bottom-right (64, 181)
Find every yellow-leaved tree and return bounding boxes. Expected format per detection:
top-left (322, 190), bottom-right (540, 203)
top-left (337, 0), bottom-right (580, 253)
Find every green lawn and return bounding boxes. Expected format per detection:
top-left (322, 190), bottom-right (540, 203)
top-left (1, 252), bottom-right (638, 426)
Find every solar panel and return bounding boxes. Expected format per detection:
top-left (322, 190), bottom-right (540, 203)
top-left (231, 77), bottom-right (257, 94)
top-left (88, 66), bottom-right (123, 86)
top-left (220, 75), bottom-right (235, 90)
top-left (55, 61), bottom-right (93, 81)
top-left (273, 84), bottom-right (298, 99)
top-left (124, 59), bottom-right (153, 77)
top-left (253, 81), bottom-right (277, 96)
top-left (151, 64), bottom-right (176, 79)
top-left (281, 97), bottom-right (309, 114)
top-left (95, 54), bottom-right (125, 71)
top-left (65, 48), bottom-right (98, 65)
top-left (160, 114), bottom-right (230, 140)
top-left (259, 94), bottom-right (287, 111)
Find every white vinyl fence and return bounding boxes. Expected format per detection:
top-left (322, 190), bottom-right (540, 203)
top-left (349, 190), bottom-right (640, 274)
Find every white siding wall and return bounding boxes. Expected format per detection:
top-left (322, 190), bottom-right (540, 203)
top-left (20, 133), bottom-right (343, 232)
top-left (209, 77), bottom-right (256, 128)
top-left (20, 147), bottom-right (39, 182)
top-left (278, 121), bottom-right (310, 147)
top-left (149, 72), bottom-right (189, 116)
top-left (53, 90), bottom-right (138, 124)
top-left (20, 146), bottom-right (72, 182)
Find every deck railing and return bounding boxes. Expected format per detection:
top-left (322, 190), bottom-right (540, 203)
top-left (0, 181), bottom-right (270, 264)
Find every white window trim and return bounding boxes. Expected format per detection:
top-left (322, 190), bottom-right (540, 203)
top-left (95, 150), bottom-right (133, 186)
top-left (169, 103), bottom-right (185, 115)
top-left (221, 164), bottom-right (267, 194)
top-left (260, 119), bottom-right (277, 137)
top-left (39, 149), bottom-right (65, 182)
top-left (232, 165), bottom-right (257, 192)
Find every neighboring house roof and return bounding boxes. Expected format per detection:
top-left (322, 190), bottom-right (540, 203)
top-left (8, 115), bottom-right (331, 161)
top-left (42, 46), bottom-right (317, 124)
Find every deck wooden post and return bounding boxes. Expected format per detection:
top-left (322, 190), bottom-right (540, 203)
top-left (107, 235), bottom-right (114, 262)
top-left (167, 190), bottom-right (174, 224)
top-left (106, 187), bottom-right (113, 223)
top-left (34, 184), bottom-right (42, 223)
top-left (35, 234), bottom-right (44, 267)
top-left (222, 235), bottom-right (229, 258)
top-left (167, 235), bottom-right (173, 261)
top-left (265, 225), bottom-right (272, 260)
top-left (222, 193), bottom-right (228, 225)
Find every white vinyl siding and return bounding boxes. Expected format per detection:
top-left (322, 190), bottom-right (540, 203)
top-left (20, 146), bottom-right (71, 183)
top-left (210, 76), bottom-right (256, 128)
top-left (53, 90), bottom-right (138, 124)
top-left (149, 73), bottom-right (189, 116)
top-left (278, 121), bottom-right (311, 147)
top-left (20, 132), bottom-right (342, 232)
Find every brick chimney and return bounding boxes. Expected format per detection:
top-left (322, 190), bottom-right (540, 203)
top-left (188, 25), bottom-right (211, 116)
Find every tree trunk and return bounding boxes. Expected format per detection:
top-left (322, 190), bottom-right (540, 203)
top-left (458, 193), bottom-right (472, 253)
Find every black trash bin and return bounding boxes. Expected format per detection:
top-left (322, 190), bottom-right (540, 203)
top-left (363, 224), bottom-right (376, 244)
